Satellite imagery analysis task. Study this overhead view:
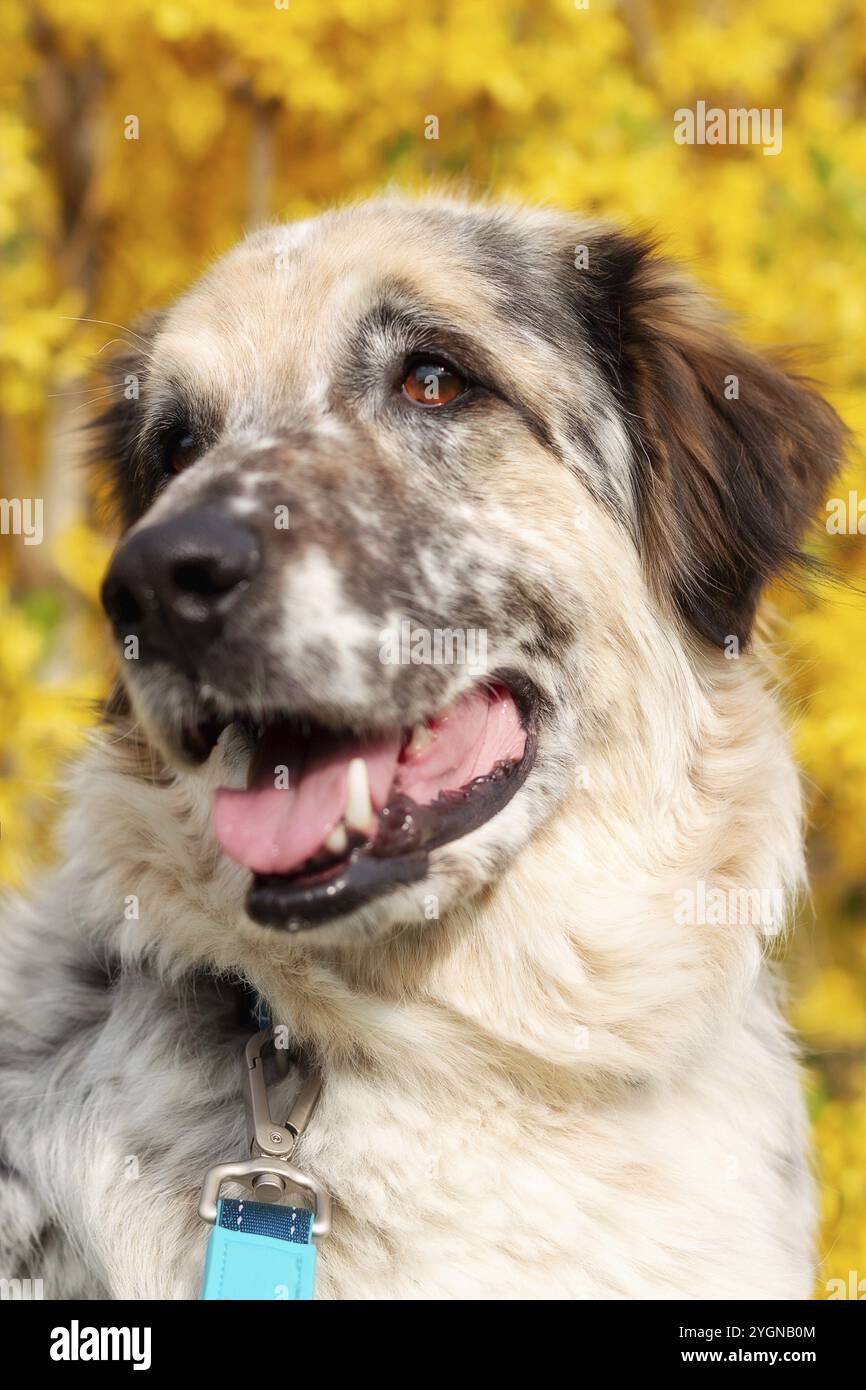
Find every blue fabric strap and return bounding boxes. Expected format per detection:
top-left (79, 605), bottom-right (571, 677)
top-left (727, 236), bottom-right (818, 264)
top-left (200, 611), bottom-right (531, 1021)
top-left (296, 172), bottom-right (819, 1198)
top-left (201, 1197), bottom-right (317, 1300)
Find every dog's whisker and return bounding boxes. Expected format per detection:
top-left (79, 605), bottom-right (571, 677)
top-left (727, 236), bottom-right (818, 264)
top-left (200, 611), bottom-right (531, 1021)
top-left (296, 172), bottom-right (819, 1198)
top-left (60, 315), bottom-right (152, 348)
top-left (46, 382), bottom-right (125, 401)
top-left (104, 718), bottom-right (144, 746)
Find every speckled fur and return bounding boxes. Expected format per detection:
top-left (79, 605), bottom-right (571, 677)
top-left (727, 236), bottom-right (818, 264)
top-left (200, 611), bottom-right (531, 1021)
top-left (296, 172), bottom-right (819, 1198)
top-left (0, 194), bottom-right (841, 1299)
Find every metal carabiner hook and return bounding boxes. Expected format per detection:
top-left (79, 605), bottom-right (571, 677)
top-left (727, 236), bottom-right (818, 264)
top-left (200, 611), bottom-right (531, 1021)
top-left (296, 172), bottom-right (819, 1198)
top-left (198, 1026), bottom-right (330, 1238)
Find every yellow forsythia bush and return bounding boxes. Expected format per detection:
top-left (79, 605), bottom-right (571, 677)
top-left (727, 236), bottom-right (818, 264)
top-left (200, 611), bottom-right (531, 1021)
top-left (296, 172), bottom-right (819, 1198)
top-left (0, 0), bottom-right (863, 1295)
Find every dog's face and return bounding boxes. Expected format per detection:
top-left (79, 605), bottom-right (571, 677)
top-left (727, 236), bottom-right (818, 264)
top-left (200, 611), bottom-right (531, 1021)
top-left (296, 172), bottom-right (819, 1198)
top-left (97, 197), bottom-right (842, 940)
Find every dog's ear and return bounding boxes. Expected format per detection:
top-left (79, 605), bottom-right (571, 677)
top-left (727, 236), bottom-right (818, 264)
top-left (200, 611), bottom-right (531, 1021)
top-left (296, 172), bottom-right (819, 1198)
top-left (88, 312), bottom-right (164, 530)
top-left (579, 233), bottom-right (847, 647)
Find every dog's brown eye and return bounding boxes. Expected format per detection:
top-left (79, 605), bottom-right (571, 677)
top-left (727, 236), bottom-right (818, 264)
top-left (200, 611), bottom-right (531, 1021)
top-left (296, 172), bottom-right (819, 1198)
top-left (163, 431), bottom-right (200, 474)
top-left (402, 360), bottom-right (466, 408)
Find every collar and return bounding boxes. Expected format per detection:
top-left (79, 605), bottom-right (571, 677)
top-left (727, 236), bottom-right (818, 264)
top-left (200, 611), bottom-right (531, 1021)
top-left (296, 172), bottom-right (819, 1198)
top-left (198, 991), bottom-right (329, 1300)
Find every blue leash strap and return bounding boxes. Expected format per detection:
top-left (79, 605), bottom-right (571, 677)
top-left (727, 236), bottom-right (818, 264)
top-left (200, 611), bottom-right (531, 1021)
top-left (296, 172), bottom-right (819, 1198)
top-left (202, 1197), bottom-right (317, 1300)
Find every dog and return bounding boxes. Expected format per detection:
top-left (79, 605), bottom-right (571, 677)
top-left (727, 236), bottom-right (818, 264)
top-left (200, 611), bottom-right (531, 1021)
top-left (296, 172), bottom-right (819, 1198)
top-left (0, 194), bottom-right (845, 1299)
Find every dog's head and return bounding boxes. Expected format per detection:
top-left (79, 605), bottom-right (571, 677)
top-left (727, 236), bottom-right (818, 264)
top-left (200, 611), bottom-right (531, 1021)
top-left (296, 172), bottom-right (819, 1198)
top-left (96, 196), bottom-right (843, 940)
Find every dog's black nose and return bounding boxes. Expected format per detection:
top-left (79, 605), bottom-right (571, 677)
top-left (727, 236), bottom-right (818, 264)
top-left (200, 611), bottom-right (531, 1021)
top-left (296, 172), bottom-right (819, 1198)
top-left (101, 507), bottom-right (261, 662)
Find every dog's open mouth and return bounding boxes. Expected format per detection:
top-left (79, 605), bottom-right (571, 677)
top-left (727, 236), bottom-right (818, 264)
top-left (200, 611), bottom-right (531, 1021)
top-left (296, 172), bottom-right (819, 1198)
top-left (206, 680), bottom-right (535, 929)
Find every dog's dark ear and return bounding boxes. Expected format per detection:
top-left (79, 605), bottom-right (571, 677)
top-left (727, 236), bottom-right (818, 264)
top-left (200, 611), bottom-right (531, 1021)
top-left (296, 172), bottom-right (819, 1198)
top-left (88, 313), bottom-right (164, 530)
top-left (580, 233), bottom-right (847, 647)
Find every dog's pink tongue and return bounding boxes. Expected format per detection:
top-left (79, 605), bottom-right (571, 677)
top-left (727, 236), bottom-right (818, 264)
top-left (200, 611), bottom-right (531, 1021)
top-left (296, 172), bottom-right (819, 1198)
top-left (214, 686), bottom-right (527, 877)
top-left (214, 731), bottom-right (400, 876)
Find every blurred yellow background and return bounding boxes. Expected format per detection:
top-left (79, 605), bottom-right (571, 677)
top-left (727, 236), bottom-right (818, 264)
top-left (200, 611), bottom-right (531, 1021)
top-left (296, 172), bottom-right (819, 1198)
top-left (1, 0), bottom-right (864, 1297)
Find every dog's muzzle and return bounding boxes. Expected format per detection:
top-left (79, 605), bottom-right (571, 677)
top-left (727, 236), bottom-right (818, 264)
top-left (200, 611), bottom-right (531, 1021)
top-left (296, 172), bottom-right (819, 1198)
top-left (100, 503), bottom-right (538, 931)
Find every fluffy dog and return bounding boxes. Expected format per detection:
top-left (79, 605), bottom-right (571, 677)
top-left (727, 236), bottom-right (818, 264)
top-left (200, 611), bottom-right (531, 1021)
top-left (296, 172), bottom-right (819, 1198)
top-left (0, 195), bottom-right (844, 1299)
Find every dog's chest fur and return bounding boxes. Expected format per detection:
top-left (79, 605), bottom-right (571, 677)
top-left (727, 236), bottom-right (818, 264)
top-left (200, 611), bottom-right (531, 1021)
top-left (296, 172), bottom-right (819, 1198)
top-left (0, 656), bottom-right (815, 1299)
top-left (0, 936), bottom-right (812, 1301)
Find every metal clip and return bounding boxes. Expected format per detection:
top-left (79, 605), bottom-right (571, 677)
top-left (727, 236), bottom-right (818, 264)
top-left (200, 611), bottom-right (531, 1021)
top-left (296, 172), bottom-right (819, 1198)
top-left (198, 1027), bottom-right (330, 1241)
top-left (244, 1028), bottom-right (322, 1163)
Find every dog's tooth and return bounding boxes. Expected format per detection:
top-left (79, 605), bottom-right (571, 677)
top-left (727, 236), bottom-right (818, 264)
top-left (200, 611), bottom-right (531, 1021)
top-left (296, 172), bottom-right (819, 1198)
top-left (406, 722), bottom-right (434, 757)
top-left (325, 822), bottom-right (348, 855)
top-left (345, 757), bottom-right (374, 832)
